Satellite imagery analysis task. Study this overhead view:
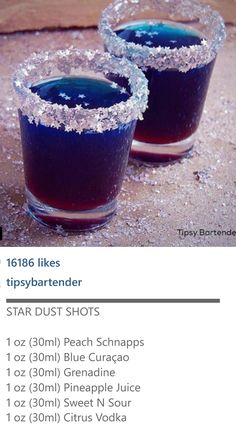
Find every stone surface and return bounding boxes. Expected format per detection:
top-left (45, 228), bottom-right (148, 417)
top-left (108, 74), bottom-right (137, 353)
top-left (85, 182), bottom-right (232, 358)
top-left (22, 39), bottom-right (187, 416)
top-left (0, 25), bottom-right (236, 247)
top-left (0, 0), bottom-right (110, 33)
top-left (0, 0), bottom-right (236, 33)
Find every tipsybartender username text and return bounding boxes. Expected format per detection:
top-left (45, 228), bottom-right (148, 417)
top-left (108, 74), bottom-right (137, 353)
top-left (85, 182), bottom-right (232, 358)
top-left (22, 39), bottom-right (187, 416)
top-left (178, 228), bottom-right (236, 238)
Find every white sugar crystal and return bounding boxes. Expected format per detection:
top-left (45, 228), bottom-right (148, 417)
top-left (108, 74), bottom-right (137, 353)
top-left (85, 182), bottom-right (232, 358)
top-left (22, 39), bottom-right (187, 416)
top-left (98, 0), bottom-right (226, 72)
top-left (59, 92), bottom-right (71, 100)
top-left (13, 48), bottom-right (148, 134)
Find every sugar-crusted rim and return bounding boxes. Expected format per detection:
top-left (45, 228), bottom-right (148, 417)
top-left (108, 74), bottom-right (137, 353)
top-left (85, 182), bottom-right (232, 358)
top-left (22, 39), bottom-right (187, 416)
top-left (13, 48), bottom-right (149, 133)
top-left (99, 0), bottom-right (226, 72)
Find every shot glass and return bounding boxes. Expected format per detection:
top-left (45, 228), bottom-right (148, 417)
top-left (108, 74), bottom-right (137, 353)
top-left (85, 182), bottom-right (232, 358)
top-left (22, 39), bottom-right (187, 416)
top-left (99, 0), bottom-right (226, 165)
top-left (13, 48), bottom-right (148, 231)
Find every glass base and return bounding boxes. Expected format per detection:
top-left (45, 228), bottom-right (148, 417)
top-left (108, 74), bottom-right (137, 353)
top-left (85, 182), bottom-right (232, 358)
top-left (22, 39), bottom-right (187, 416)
top-left (26, 189), bottom-right (117, 232)
top-left (130, 136), bottom-right (194, 166)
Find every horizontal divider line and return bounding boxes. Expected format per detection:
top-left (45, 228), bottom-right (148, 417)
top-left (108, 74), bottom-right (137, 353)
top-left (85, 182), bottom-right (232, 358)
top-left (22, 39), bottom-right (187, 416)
top-left (6, 299), bottom-right (220, 304)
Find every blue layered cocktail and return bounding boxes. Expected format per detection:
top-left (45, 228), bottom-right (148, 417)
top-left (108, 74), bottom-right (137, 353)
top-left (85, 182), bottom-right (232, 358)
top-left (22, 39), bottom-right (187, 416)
top-left (20, 77), bottom-right (133, 212)
top-left (115, 20), bottom-right (215, 162)
top-left (14, 49), bottom-right (148, 230)
top-left (99, 0), bottom-right (226, 164)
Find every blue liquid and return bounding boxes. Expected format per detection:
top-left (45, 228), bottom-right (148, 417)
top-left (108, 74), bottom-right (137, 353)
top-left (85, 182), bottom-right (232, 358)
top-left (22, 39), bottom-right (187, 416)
top-left (115, 20), bottom-right (215, 162)
top-left (19, 77), bottom-right (135, 216)
top-left (116, 20), bottom-right (203, 49)
top-left (30, 75), bottom-right (129, 109)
